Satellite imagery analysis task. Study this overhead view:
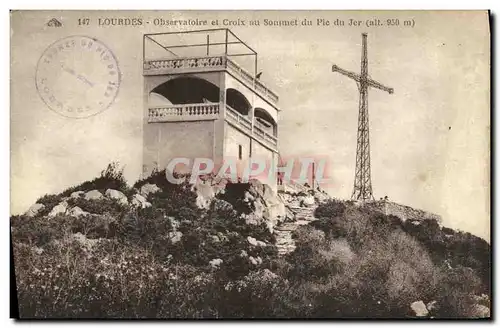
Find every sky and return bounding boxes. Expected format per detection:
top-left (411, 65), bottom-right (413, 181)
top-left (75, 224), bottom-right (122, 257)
top-left (10, 10), bottom-right (490, 240)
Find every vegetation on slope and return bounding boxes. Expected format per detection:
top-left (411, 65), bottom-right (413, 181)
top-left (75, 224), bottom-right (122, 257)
top-left (11, 165), bottom-right (490, 318)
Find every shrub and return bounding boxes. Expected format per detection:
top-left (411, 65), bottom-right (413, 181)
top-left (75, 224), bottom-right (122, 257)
top-left (403, 219), bottom-right (491, 292)
top-left (13, 237), bottom-right (223, 318)
top-left (314, 199), bottom-right (346, 219)
top-left (434, 266), bottom-right (483, 318)
top-left (34, 194), bottom-right (63, 217)
top-left (61, 162), bottom-right (129, 196)
top-left (11, 216), bottom-right (64, 247)
top-left (139, 171), bottom-right (202, 223)
top-left (287, 226), bottom-right (346, 281)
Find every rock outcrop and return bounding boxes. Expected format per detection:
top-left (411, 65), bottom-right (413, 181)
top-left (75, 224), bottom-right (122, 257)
top-left (139, 183), bottom-right (161, 197)
top-left (131, 194), bottom-right (151, 209)
top-left (247, 236), bottom-right (267, 247)
top-left (239, 180), bottom-right (287, 232)
top-left (25, 203), bottom-right (45, 217)
top-left (168, 231), bottom-right (183, 244)
top-left (68, 206), bottom-right (90, 217)
top-left (105, 189), bottom-right (128, 205)
top-left (209, 258), bottom-right (223, 268)
top-left (48, 201), bottom-right (68, 218)
top-left (70, 191), bottom-right (84, 199)
top-left (410, 300), bottom-right (429, 317)
top-left (470, 304), bottom-right (490, 318)
top-left (193, 181), bottom-right (216, 210)
top-left (84, 190), bottom-right (104, 201)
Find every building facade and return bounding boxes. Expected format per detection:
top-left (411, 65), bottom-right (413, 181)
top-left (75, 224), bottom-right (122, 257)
top-left (142, 29), bottom-right (280, 188)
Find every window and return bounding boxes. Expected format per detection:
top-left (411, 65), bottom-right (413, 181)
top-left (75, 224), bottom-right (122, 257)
top-left (238, 145), bottom-right (243, 160)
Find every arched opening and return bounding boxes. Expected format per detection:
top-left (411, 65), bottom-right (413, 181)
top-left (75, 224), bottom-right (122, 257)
top-left (226, 88), bottom-right (251, 116)
top-left (149, 92), bottom-right (173, 107)
top-left (254, 107), bottom-right (277, 136)
top-left (151, 77), bottom-right (220, 105)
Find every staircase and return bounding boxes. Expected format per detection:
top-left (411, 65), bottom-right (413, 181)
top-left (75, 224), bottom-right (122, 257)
top-left (274, 205), bottom-right (317, 255)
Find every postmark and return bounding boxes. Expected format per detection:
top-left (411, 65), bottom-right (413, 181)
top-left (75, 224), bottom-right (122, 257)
top-left (35, 35), bottom-right (121, 119)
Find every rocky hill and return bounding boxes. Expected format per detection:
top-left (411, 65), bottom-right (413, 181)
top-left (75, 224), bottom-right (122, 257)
top-left (11, 164), bottom-right (491, 319)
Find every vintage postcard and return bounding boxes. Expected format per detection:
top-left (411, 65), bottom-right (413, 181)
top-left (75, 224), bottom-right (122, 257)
top-left (10, 10), bottom-right (490, 319)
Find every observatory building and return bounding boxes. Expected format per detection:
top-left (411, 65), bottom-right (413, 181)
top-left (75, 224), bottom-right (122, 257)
top-left (142, 28), bottom-right (280, 187)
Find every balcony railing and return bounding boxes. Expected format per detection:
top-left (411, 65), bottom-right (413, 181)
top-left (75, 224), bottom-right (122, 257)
top-left (147, 103), bottom-right (277, 149)
top-left (226, 105), bottom-right (277, 149)
top-left (225, 105), bottom-right (252, 134)
top-left (254, 122), bottom-right (278, 147)
top-left (144, 55), bottom-right (279, 105)
top-left (148, 103), bottom-right (220, 123)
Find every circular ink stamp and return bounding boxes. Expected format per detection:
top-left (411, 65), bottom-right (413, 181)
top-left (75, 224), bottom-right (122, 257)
top-left (35, 35), bottom-right (121, 119)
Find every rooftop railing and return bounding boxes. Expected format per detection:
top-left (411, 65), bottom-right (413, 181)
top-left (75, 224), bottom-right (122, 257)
top-left (144, 55), bottom-right (279, 105)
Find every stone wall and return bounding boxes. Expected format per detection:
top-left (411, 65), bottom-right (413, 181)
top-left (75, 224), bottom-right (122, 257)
top-left (365, 200), bottom-right (442, 224)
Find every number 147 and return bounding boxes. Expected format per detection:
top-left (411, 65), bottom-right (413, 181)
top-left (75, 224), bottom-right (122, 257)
top-left (78, 18), bottom-right (90, 26)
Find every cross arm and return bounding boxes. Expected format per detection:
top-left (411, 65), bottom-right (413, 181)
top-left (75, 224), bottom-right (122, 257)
top-left (332, 64), bottom-right (394, 94)
top-left (332, 64), bottom-right (360, 83)
top-left (366, 78), bottom-right (394, 94)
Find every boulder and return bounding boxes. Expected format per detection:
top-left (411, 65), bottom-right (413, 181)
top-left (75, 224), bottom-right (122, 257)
top-left (209, 258), bottom-right (223, 268)
top-left (25, 203), bottom-right (45, 217)
top-left (193, 182), bottom-right (215, 209)
top-left (48, 201), bottom-right (68, 218)
top-left (426, 300), bottom-right (438, 313)
top-left (469, 304), bottom-right (490, 318)
top-left (247, 236), bottom-right (267, 247)
top-left (216, 232), bottom-right (229, 243)
top-left (72, 232), bottom-right (98, 249)
top-left (105, 189), bottom-right (128, 205)
top-left (249, 256), bottom-right (263, 265)
top-left (314, 191), bottom-right (330, 204)
top-left (472, 294), bottom-right (490, 305)
top-left (131, 194), bottom-right (151, 209)
top-left (242, 198), bottom-right (265, 225)
top-left (168, 231), bottom-right (183, 244)
top-left (68, 206), bottom-right (90, 217)
top-left (249, 256), bottom-right (258, 265)
top-left (299, 195), bottom-right (316, 207)
top-left (168, 216), bottom-right (180, 231)
top-left (32, 246), bottom-right (44, 255)
top-left (410, 301), bottom-right (429, 317)
top-left (84, 190), bottom-right (103, 200)
top-left (70, 191), bottom-right (84, 199)
top-left (247, 179), bottom-right (287, 229)
top-left (139, 183), bottom-right (161, 197)
top-left (243, 191), bottom-right (255, 203)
